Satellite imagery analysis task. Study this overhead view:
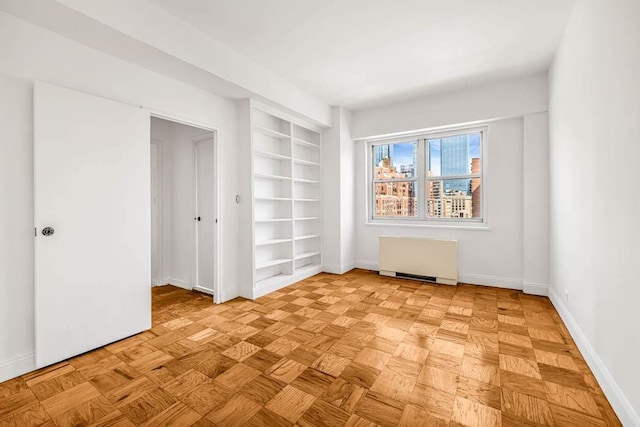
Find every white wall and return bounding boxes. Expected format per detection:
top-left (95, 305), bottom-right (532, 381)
top-left (523, 113), bottom-right (550, 293)
top-left (339, 108), bottom-right (356, 269)
top-left (351, 73), bottom-right (548, 139)
top-left (548, 0), bottom-right (640, 423)
top-left (322, 107), bottom-right (356, 274)
top-left (355, 118), bottom-right (525, 287)
top-left (0, 0), bottom-right (332, 127)
top-left (351, 76), bottom-right (550, 292)
top-left (0, 73), bottom-right (35, 381)
top-left (0, 11), bottom-right (244, 382)
top-left (321, 108), bottom-right (341, 272)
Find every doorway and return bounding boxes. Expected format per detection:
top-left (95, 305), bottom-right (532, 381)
top-left (150, 116), bottom-right (218, 297)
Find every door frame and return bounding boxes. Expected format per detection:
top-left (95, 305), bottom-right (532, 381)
top-left (149, 112), bottom-right (221, 303)
top-left (150, 140), bottom-right (163, 287)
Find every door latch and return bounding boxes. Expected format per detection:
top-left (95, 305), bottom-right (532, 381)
top-left (42, 227), bottom-right (55, 236)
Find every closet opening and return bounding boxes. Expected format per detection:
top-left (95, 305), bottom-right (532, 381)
top-left (150, 116), bottom-right (218, 299)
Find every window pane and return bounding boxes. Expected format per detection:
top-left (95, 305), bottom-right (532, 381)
top-left (373, 141), bottom-right (417, 178)
top-left (426, 178), bottom-right (482, 219)
top-left (374, 181), bottom-right (417, 217)
top-left (428, 132), bottom-right (481, 177)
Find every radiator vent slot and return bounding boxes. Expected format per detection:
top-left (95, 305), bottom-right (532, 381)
top-left (396, 272), bottom-right (437, 283)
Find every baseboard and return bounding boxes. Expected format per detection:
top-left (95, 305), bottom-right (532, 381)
top-left (323, 262), bottom-right (356, 275)
top-left (192, 285), bottom-right (214, 296)
top-left (0, 352), bottom-right (35, 383)
top-left (549, 287), bottom-right (639, 426)
top-left (522, 281), bottom-right (549, 296)
top-left (244, 266), bottom-right (323, 300)
top-left (354, 261), bottom-right (528, 292)
top-left (354, 260), bottom-right (379, 271)
top-left (239, 287), bottom-right (253, 300)
top-left (458, 273), bottom-right (522, 290)
top-left (165, 278), bottom-right (192, 291)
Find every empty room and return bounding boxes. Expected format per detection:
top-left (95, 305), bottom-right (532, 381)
top-left (0, 0), bottom-right (638, 426)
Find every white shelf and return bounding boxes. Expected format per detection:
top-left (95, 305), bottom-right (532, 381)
top-left (255, 173), bottom-right (291, 181)
top-left (256, 273), bottom-right (292, 289)
top-left (293, 138), bottom-right (320, 149)
top-left (295, 263), bottom-right (321, 273)
top-left (295, 234), bottom-right (319, 241)
top-left (293, 158), bottom-right (320, 166)
top-left (255, 218), bottom-right (291, 223)
top-left (250, 105), bottom-right (322, 294)
top-left (255, 150), bottom-right (291, 161)
top-left (255, 238), bottom-right (292, 247)
top-left (295, 251), bottom-right (320, 260)
top-left (254, 126), bottom-right (290, 140)
top-left (256, 258), bottom-right (292, 269)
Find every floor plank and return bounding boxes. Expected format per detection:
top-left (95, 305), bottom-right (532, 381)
top-left (0, 270), bottom-right (621, 426)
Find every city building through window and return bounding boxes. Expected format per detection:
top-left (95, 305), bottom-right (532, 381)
top-left (370, 128), bottom-right (484, 222)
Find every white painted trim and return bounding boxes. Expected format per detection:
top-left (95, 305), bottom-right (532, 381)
top-left (323, 262), bottom-right (356, 275)
top-left (153, 279), bottom-right (171, 287)
top-left (150, 139), bottom-right (163, 289)
top-left (240, 287), bottom-right (254, 300)
top-left (166, 278), bottom-right (192, 290)
top-left (364, 220), bottom-right (491, 231)
top-left (522, 281), bottom-right (548, 296)
top-left (149, 112), bottom-right (221, 304)
top-left (254, 266), bottom-right (323, 299)
top-left (0, 353), bottom-right (35, 383)
top-left (549, 288), bottom-right (639, 426)
top-left (458, 273), bottom-right (522, 289)
top-left (212, 285), bottom-right (244, 303)
top-left (244, 266), bottom-right (323, 300)
top-left (193, 285), bottom-right (214, 296)
top-left (355, 260), bottom-right (379, 271)
top-left (354, 261), bottom-right (552, 296)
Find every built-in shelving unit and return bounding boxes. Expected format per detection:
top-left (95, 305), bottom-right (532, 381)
top-left (250, 105), bottom-right (322, 295)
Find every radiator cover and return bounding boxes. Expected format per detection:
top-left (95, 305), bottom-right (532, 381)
top-left (378, 236), bottom-right (458, 285)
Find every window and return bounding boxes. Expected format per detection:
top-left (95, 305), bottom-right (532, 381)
top-left (370, 128), bottom-right (484, 223)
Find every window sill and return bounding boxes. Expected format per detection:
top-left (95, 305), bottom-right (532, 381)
top-left (365, 219), bottom-right (490, 231)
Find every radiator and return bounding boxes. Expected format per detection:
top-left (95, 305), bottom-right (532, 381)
top-left (378, 236), bottom-right (458, 285)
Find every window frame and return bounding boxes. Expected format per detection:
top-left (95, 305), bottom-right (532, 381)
top-left (367, 126), bottom-right (488, 227)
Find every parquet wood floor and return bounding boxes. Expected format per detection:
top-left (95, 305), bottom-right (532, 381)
top-left (0, 270), bottom-right (621, 426)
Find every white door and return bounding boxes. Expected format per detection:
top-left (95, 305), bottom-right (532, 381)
top-left (150, 142), bottom-right (161, 286)
top-left (34, 82), bottom-right (151, 368)
top-left (195, 136), bottom-right (215, 294)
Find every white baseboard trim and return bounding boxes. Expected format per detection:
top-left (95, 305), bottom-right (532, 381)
top-left (522, 281), bottom-right (549, 296)
top-left (549, 287), bottom-right (639, 426)
top-left (239, 287), bottom-right (253, 300)
top-left (354, 260), bottom-right (378, 271)
top-left (165, 278), bottom-right (193, 291)
top-left (459, 273), bottom-right (522, 290)
top-left (0, 352), bottom-right (35, 383)
top-left (192, 285), bottom-right (214, 296)
top-left (214, 286), bottom-right (243, 304)
top-left (243, 266), bottom-right (323, 300)
top-left (323, 262), bottom-right (356, 275)
top-left (354, 261), bottom-right (532, 293)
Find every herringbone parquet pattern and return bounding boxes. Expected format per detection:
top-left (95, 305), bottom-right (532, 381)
top-left (0, 270), bottom-right (621, 426)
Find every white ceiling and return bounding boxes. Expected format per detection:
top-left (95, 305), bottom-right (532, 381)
top-left (151, 0), bottom-right (576, 109)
